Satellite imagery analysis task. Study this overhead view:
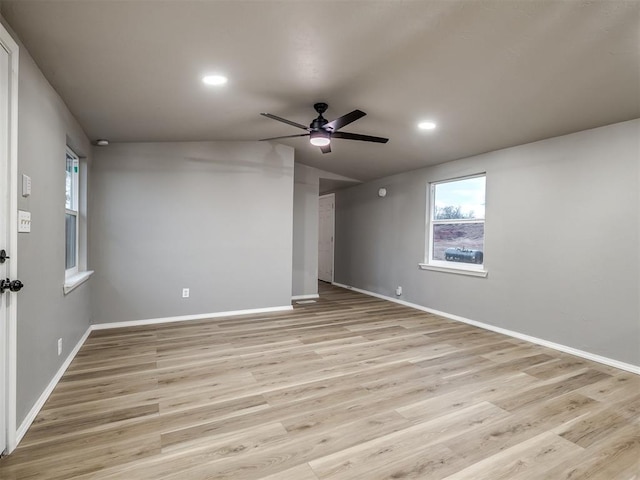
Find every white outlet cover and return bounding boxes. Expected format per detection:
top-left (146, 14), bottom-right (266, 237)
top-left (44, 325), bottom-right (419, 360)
top-left (18, 210), bottom-right (31, 233)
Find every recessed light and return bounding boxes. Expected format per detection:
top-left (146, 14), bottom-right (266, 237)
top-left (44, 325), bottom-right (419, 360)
top-left (418, 121), bottom-right (437, 130)
top-left (202, 75), bottom-right (228, 86)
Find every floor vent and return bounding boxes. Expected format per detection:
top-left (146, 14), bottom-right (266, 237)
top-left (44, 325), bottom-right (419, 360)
top-left (295, 300), bottom-right (317, 305)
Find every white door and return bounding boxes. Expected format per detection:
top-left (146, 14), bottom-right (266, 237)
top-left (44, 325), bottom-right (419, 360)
top-left (0, 24), bottom-right (18, 455)
top-left (0, 42), bottom-right (9, 455)
top-left (318, 194), bottom-right (335, 283)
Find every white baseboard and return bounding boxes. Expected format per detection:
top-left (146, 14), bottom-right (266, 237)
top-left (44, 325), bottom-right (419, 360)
top-left (292, 294), bottom-right (319, 301)
top-left (16, 326), bottom-right (92, 446)
top-left (13, 303), bottom-right (293, 451)
top-left (332, 282), bottom-right (640, 375)
top-left (91, 305), bottom-right (293, 330)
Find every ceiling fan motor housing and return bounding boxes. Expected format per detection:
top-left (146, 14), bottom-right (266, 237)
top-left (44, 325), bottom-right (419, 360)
top-left (313, 102), bottom-right (328, 115)
top-left (311, 116), bottom-right (328, 131)
top-left (311, 102), bottom-right (329, 130)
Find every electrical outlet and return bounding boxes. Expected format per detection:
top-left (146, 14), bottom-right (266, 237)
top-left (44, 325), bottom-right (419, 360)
top-left (57, 338), bottom-right (62, 356)
top-left (182, 288), bottom-right (190, 298)
top-left (396, 286), bottom-right (402, 296)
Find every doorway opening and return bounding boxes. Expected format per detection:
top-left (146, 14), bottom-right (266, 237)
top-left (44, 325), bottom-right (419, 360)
top-left (318, 193), bottom-right (335, 284)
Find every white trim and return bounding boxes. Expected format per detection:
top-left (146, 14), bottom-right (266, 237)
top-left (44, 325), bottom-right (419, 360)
top-left (332, 282), bottom-right (640, 376)
top-left (91, 305), bottom-right (293, 331)
top-left (12, 302), bottom-right (294, 450)
top-left (292, 294), bottom-right (319, 301)
top-left (418, 263), bottom-right (488, 278)
top-left (1, 23), bottom-right (19, 455)
top-left (15, 326), bottom-right (91, 446)
top-left (63, 270), bottom-right (94, 295)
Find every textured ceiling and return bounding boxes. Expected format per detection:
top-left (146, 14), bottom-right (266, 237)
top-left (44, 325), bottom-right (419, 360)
top-left (1, 0), bottom-right (638, 181)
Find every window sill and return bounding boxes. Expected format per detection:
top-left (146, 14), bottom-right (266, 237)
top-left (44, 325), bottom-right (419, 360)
top-left (63, 270), bottom-right (94, 295)
top-left (418, 263), bottom-right (488, 278)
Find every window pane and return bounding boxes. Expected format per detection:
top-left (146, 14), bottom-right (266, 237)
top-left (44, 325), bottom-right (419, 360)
top-left (66, 153), bottom-right (77, 211)
top-left (65, 213), bottom-right (77, 269)
top-left (432, 223), bottom-right (484, 264)
top-left (434, 176), bottom-right (485, 220)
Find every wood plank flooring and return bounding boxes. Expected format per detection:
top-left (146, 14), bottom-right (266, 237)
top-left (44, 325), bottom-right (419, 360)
top-left (1, 282), bottom-right (638, 479)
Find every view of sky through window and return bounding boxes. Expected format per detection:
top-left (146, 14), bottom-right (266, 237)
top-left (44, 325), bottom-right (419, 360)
top-left (434, 176), bottom-right (485, 219)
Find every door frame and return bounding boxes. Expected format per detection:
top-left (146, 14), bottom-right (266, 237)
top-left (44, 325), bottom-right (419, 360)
top-left (0, 22), bottom-right (19, 455)
top-left (318, 193), bottom-right (335, 283)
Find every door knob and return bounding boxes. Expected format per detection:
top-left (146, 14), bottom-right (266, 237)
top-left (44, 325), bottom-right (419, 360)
top-left (0, 278), bottom-right (24, 294)
top-left (0, 249), bottom-right (9, 264)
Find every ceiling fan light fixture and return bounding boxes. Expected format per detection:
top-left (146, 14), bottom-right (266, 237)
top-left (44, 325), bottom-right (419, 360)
top-left (309, 130), bottom-right (331, 147)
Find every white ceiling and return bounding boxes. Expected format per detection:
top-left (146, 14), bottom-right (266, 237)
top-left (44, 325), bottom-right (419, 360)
top-left (2, 0), bottom-right (638, 181)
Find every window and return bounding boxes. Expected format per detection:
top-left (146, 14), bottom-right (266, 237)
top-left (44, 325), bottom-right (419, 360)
top-left (65, 148), bottom-right (79, 277)
top-left (422, 174), bottom-right (487, 276)
top-left (63, 147), bottom-right (93, 294)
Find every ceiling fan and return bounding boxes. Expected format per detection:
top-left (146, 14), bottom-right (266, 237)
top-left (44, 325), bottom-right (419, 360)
top-left (260, 102), bottom-right (389, 154)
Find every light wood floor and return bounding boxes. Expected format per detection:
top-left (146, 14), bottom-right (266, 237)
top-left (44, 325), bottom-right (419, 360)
top-left (1, 283), bottom-right (639, 479)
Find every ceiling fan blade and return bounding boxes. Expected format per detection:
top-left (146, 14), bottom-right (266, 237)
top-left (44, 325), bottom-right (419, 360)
top-left (332, 131), bottom-right (389, 143)
top-left (260, 133), bottom-right (310, 141)
top-left (320, 144), bottom-right (331, 154)
top-left (260, 113), bottom-right (309, 130)
top-left (324, 110), bottom-right (366, 131)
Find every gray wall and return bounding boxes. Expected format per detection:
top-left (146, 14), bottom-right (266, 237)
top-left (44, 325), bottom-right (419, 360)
top-left (292, 164), bottom-right (320, 297)
top-left (335, 119), bottom-right (640, 366)
top-left (292, 164), bottom-right (360, 297)
top-left (90, 141), bottom-right (294, 323)
top-left (4, 20), bottom-right (93, 424)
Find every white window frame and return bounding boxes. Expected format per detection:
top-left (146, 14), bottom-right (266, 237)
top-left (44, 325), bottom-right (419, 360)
top-left (65, 147), bottom-right (79, 278)
top-left (419, 173), bottom-right (488, 278)
top-left (63, 147), bottom-right (93, 294)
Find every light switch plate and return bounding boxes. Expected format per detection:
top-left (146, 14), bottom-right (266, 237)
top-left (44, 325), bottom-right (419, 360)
top-left (18, 210), bottom-right (31, 233)
top-left (22, 174), bottom-right (31, 197)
